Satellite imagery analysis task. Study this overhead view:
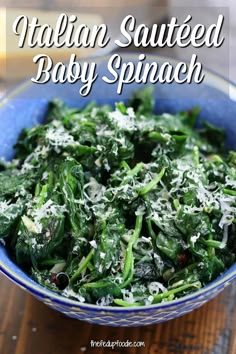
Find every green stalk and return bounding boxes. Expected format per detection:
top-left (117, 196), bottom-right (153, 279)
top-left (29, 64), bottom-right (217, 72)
top-left (70, 249), bottom-right (94, 284)
top-left (203, 239), bottom-right (225, 249)
top-left (138, 168), bottom-right (165, 196)
top-left (146, 219), bottom-right (156, 240)
top-left (113, 299), bottom-right (143, 307)
top-left (173, 198), bottom-right (180, 210)
top-left (208, 154), bottom-right (223, 163)
top-left (121, 258), bottom-right (134, 289)
top-left (193, 146), bottom-right (199, 167)
top-left (39, 258), bottom-right (65, 266)
top-left (223, 188), bottom-right (236, 196)
top-left (148, 131), bottom-right (170, 142)
top-left (82, 281), bottom-right (113, 289)
top-left (207, 233), bottom-right (215, 256)
top-left (121, 162), bottom-right (144, 186)
top-left (120, 160), bottom-right (130, 171)
top-left (38, 185), bottom-right (48, 208)
top-left (121, 214), bottom-right (143, 287)
top-left (152, 281), bottom-right (202, 304)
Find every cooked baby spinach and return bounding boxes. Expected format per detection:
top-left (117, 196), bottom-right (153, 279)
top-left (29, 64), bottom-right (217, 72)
top-left (0, 88), bottom-right (235, 306)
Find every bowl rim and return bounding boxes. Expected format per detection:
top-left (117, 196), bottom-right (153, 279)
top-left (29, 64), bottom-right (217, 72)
top-left (0, 53), bottom-right (236, 312)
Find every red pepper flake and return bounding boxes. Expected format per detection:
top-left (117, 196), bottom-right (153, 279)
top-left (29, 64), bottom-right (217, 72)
top-left (178, 253), bottom-right (188, 267)
top-left (50, 273), bottom-right (59, 286)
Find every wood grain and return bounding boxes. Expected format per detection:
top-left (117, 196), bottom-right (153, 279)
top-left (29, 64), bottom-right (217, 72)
top-left (0, 273), bottom-right (235, 354)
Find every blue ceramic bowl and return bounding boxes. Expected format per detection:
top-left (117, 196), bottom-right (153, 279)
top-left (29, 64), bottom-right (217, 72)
top-left (0, 55), bottom-right (236, 326)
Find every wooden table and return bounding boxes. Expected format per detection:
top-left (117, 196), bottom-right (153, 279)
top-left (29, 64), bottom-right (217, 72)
top-left (0, 273), bottom-right (235, 354)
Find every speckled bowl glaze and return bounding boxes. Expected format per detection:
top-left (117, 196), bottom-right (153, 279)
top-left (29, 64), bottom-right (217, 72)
top-left (0, 55), bottom-right (236, 326)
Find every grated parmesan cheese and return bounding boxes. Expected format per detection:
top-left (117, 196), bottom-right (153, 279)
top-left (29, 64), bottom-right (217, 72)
top-left (96, 294), bottom-right (113, 306)
top-left (121, 289), bottom-right (135, 304)
top-left (89, 240), bottom-right (97, 249)
top-left (219, 225), bottom-right (229, 249)
top-left (26, 199), bottom-right (66, 233)
top-left (190, 232), bottom-right (201, 245)
top-left (108, 108), bottom-right (136, 131)
top-left (148, 282), bottom-right (167, 295)
top-left (45, 126), bottom-right (77, 153)
top-left (62, 288), bottom-right (86, 302)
